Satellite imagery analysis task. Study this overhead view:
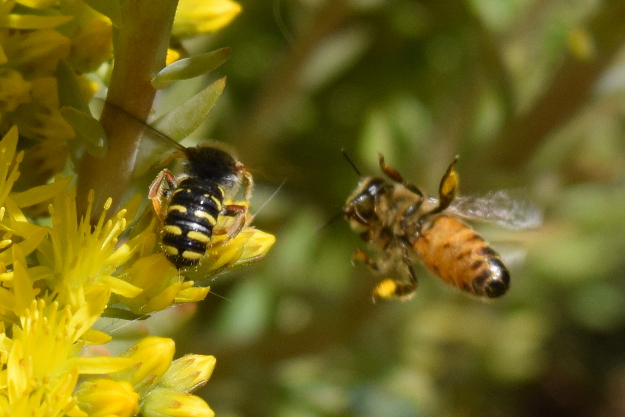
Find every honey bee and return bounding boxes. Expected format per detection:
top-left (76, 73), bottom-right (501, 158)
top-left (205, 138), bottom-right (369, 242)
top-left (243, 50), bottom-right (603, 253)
top-left (343, 153), bottom-right (540, 301)
top-left (149, 144), bottom-right (253, 269)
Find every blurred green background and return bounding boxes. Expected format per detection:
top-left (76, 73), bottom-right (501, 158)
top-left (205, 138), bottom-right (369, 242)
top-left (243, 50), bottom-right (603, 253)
top-left (148, 1), bottom-right (625, 415)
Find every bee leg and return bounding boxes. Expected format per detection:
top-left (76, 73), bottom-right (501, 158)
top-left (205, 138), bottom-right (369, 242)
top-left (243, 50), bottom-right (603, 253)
top-left (428, 156), bottom-right (460, 216)
top-left (239, 166), bottom-right (254, 209)
top-left (372, 251), bottom-right (418, 302)
top-left (207, 203), bottom-right (249, 248)
top-left (378, 154), bottom-right (424, 199)
top-left (352, 248), bottom-right (379, 270)
top-left (149, 169), bottom-right (177, 220)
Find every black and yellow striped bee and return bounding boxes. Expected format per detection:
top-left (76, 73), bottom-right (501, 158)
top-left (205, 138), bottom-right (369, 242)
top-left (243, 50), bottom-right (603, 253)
top-left (92, 100), bottom-right (255, 270)
top-left (343, 154), bottom-right (541, 301)
top-left (149, 144), bottom-right (253, 269)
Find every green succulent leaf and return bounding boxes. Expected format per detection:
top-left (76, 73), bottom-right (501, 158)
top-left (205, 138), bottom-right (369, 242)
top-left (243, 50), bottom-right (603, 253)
top-left (61, 106), bottom-right (108, 158)
top-left (151, 47), bottom-right (231, 89)
top-left (150, 77), bottom-right (226, 141)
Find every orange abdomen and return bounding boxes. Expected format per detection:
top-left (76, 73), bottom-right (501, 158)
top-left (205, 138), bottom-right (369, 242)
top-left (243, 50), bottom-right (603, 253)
top-left (414, 215), bottom-right (509, 298)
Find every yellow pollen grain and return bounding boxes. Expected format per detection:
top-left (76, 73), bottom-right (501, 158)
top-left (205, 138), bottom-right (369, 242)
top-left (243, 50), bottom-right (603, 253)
top-left (187, 231), bottom-right (211, 243)
top-left (182, 250), bottom-right (203, 260)
top-left (163, 245), bottom-right (179, 255)
top-left (194, 210), bottom-right (216, 225)
top-left (374, 279), bottom-right (399, 300)
top-left (164, 225), bottom-right (183, 235)
top-left (168, 205), bottom-right (187, 213)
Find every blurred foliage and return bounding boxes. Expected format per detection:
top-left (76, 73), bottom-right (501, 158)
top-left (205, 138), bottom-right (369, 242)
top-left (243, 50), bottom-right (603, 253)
top-left (152, 0), bottom-right (625, 416)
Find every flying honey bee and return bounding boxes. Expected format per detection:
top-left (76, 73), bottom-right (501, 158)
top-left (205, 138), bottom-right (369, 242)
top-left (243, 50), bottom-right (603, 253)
top-left (343, 153), bottom-right (541, 301)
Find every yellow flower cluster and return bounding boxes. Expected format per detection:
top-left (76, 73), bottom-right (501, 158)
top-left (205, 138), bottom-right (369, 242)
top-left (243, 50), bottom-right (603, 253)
top-left (0, 126), bottom-right (273, 414)
top-left (0, 0), bottom-right (242, 197)
top-left (0, 1), bottom-right (270, 415)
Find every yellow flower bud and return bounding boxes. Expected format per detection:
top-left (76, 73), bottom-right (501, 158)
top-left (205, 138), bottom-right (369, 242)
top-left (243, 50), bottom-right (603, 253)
top-left (114, 337), bottom-right (175, 395)
top-left (158, 354), bottom-right (216, 393)
top-left (76, 379), bottom-right (140, 417)
top-left (142, 388), bottom-right (214, 417)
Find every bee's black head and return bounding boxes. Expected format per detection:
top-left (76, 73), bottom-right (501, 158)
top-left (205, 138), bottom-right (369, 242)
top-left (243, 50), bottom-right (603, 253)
top-left (344, 177), bottom-right (388, 230)
top-left (185, 146), bottom-right (241, 187)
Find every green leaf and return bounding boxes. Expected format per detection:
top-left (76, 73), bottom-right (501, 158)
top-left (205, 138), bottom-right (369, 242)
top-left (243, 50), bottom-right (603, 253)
top-left (102, 307), bottom-right (150, 321)
top-left (82, 0), bottom-right (122, 28)
top-left (151, 47), bottom-right (231, 89)
top-left (56, 60), bottom-right (90, 113)
top-left (150, 77), bottom-right (226, 141)
top-left (60, 107), bottom-right (108, 158)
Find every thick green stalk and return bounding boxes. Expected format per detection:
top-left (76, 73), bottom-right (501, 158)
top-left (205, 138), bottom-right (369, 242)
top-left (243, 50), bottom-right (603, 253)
top-left (77, 0), bottom-right (179, 220)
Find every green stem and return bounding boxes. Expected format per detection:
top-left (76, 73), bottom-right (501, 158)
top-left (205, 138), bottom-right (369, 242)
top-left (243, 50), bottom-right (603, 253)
top-left (77, 0), bottom-right (179, 220)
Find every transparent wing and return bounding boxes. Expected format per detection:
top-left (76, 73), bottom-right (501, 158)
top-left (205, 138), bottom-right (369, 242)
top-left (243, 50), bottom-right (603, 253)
top-left (444, 190), bottom-right (543, 230)
top-left (90, 98), bottom-right (188, 178)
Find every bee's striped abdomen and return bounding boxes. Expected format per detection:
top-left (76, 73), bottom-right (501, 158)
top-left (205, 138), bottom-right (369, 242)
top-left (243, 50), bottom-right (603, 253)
top-left (162, 178), bottom-right (224, 268)
top-left (414, 215), bottom-right (510, 298)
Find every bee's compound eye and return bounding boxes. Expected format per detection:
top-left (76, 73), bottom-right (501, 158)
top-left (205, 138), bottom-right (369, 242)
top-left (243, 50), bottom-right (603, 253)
top-left (352, 192), bottom-right (375, 217)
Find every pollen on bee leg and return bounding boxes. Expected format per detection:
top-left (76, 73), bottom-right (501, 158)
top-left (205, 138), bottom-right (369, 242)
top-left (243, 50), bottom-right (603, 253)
top-left (372, 278), bottom-right (399, 301)
top-left (373, 278), bottom-right (416, 302)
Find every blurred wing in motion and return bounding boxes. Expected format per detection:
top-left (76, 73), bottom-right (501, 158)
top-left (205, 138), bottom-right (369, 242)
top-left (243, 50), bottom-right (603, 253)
top-left (446, 190), bottom-right (543, 230)
top-left (91, 98), bottom-right (189, 178)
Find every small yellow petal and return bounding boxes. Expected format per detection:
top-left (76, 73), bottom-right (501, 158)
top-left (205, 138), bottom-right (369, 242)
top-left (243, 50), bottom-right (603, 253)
top-left (67, 356), bottom-right (134, 375)
top-left (99, 275), bottom-right (144, 298)
top-left (173, 0), bottom-right (241, 36)
top-left (5, 13), bottom-right (73, 30)
top-left (174, 286), bottom-right (210, 303)
top-left (142, 388), bottom-right (214, 417)
top-left (82, 329), bottom-right (112, 345)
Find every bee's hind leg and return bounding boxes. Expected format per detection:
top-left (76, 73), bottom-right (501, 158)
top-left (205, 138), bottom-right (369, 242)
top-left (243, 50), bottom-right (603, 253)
top-left (353, 247), bottom-right (418, 303)
top-left (372, 250), bottom-right (418, 303)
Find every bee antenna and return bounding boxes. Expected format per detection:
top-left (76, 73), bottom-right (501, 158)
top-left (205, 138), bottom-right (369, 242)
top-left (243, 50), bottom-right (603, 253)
top-left (341, 149), bottom-right (362, 176)
top-left (317, 210), bottom-right (345, 234)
